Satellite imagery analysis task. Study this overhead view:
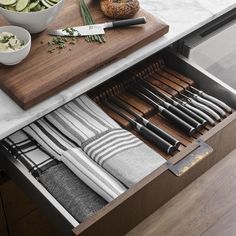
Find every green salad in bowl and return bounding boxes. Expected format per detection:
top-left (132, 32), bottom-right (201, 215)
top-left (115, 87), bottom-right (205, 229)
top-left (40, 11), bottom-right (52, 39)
top-left (0, 0), bottom-right (64, 33)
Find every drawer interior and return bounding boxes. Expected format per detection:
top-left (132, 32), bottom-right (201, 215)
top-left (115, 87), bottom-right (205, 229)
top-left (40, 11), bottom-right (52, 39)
top-left (88, 50), bottom-right (235, 161)
top-left (1, 49), bottom-right (236, 236)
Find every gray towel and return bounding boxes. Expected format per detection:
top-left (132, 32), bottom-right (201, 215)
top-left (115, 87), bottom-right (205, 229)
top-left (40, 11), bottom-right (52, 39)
top-left (39, 163), bottom-right (107, 222)
top-left (2, 131), bottom-right (107, 223)
top-left (82, 129), bottom-right (167, 187)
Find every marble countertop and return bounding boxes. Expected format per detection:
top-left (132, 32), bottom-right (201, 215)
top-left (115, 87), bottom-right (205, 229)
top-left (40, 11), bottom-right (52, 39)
top-left (0, 0), bottom-right (236, 139)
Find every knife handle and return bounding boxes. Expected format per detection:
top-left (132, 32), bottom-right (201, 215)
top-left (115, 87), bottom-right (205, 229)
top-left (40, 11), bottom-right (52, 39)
top-left (184, 103), bottom-right (215, 126)
top-left (136, 123), bottom-right (175, 155)
top-left (174, 102), bottom-right (207, 126)
top-left (189, 99), bottom-right (221, 121)
top-left (144, 120), bottom-right (181, 148)
top-left (193, 95), bottom-right (226, 117)
top-left (166, 103), bottom-right (203, 131)
top-left (159, 107), bottom-right (196, 136)
top-left (110, 17), bottom-right (146, 28)
top-left (200, 91), bottom-right (232, 113)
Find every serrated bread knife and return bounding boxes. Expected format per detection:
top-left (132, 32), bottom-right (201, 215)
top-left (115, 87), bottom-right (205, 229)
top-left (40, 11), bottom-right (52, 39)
top-left (48, 17), bottom-right (146, 37)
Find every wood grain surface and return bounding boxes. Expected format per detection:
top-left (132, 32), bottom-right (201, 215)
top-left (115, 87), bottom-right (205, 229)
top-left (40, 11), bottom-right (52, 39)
top-left (0, 0), bottom-right (169, 109)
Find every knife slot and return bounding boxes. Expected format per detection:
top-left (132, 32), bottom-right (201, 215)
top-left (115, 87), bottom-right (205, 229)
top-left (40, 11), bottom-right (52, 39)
top-left (89, 55), bottom-right (233, 160)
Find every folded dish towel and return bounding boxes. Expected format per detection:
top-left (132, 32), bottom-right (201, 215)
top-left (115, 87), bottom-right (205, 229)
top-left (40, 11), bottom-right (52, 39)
top-left (62, 149), bottom-right (127, 202)
top-left (39, 163), bottom-right (107, 222)
top-left (2, 131), bottom-right (107, 222)
top-left (23, 119), bottom-right (127, 202)
top-left (2, 131), bottom-right (58, 177)
top-left (45, 95), bottom-right (120, 146)
top-left (81, 129), bottom-right (167, 187)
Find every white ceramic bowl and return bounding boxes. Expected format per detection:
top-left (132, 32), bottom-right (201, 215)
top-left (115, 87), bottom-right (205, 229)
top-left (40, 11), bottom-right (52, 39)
top-left (0, 0), bottom-right (64, 34)
top-left (0, 26), bottom-right (31, 65)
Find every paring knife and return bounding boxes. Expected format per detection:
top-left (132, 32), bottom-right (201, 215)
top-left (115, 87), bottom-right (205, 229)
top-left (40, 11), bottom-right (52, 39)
top-left (48, 17), bottom-right (146, 37)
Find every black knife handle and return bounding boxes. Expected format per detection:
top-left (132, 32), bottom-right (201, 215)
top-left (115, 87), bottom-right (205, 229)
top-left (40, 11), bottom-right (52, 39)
top-left (185, 103), bottom-right (215, 126)
top-left (167, 104), bottom-right (203, 131)
top-left (137, 125), bottom-right (175, 155)
top-left (175, 103), bottom-right (207, 126)
top-left (145, 121), bottom-right (181, 148)
top-left (112, 17), bottom-right (146, 28)
top-left (160, 108), bottom-right (196, 136)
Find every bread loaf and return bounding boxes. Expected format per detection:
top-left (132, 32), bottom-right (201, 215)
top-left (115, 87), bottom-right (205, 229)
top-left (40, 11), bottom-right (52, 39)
top-left (100, 0), bottom-right (140, 19)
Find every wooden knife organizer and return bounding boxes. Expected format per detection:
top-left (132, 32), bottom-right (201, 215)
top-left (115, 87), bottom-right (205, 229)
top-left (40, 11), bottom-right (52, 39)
top-left (89, 53), bottom-right (233, 162)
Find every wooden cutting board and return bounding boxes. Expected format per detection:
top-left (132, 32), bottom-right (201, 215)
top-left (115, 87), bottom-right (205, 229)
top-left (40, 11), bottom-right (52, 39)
top-left (0, 0), bottom-right (169, 109)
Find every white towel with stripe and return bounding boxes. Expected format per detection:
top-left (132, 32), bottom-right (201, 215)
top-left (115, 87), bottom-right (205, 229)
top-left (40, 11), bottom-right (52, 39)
top-left (82, 129), bottom-right (167, 187)
top-left (45, 95), bottom-right (120, 146)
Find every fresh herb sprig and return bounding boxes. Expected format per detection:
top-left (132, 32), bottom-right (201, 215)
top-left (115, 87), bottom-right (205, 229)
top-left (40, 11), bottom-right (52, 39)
top-left (47, 36), bottom-right (77, 53)
top-left (79, 0), bottom-right (105, 43)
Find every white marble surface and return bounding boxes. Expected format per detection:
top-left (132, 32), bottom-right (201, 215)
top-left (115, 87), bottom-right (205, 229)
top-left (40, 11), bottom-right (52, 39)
top-left (0, 0), bottom-right (236, 139)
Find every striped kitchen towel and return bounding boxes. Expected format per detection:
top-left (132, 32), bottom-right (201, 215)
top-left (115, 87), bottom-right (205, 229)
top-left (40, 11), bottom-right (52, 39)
top-left (23, 119), bottom-right (127, 202)
top-left (62, 149), bottom-right (127, 202)
top-left (82, 129), bottom-right (167, 187)
top-left (2, 131), bottom-right (58, 178)
top-left (2, 131), bottom-right (107, 223)
top-left (44, 94), bottom-right (120, 146)
top-left (23, 118), bottom-right (77, 161)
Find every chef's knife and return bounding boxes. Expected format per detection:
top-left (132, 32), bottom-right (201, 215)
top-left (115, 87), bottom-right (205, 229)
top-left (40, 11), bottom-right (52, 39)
top-left (48, 17), bottom-right (146, 37)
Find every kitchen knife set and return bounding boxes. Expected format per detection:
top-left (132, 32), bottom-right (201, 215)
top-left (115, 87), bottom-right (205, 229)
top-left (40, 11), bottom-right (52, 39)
top-left (90, 60), bottom-right (232, 155)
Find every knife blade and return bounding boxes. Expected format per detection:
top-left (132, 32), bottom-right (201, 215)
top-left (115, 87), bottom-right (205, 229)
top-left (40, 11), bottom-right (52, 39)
top-left (48, 17), bottom-right (147, 37)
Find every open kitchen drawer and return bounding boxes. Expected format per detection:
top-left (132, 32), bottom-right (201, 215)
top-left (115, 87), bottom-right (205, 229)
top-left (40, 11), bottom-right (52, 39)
top-left (0, 50), bottom-right (236, 236)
